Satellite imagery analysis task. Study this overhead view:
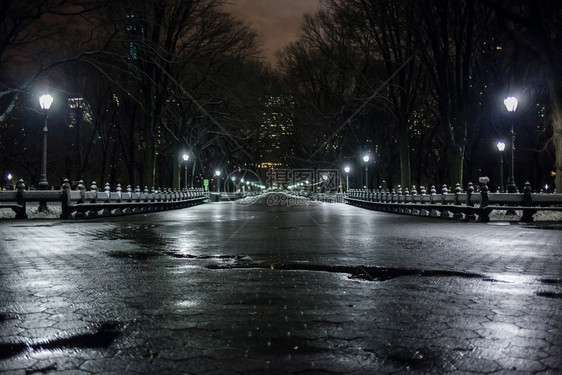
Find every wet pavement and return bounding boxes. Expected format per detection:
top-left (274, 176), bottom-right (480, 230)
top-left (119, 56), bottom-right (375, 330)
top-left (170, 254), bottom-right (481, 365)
top-left (0, 197), bottom-right (561, 374)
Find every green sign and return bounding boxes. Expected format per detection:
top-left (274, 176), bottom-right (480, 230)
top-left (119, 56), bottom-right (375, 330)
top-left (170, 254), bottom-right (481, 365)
top-left (203, 179), bottom-right (209, 191)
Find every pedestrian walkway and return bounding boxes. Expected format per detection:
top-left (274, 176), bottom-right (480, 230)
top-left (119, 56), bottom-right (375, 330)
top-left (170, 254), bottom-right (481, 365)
top-left (0, 198), bottom-right (561, 373)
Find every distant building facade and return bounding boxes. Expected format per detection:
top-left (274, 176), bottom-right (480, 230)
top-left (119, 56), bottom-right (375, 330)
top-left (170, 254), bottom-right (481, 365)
top-left (257, 95), bottom-right (295, 168)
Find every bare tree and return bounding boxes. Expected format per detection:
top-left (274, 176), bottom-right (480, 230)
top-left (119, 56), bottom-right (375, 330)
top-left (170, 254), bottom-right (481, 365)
top-left (415, 0), bottom-right (494, 187)
top-left (328, 0), bottom-right (427, 189)
top-left (279, 10), bottom-right (384, 168)
top-left (0, 0), bottom-right (110, 122)
top-left (485, 0), bottom-right (562, 191)
top-left (80, 0), bottom-right (261, 189)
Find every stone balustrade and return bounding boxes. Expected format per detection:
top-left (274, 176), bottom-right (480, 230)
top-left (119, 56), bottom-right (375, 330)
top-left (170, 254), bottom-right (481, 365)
top-left (346, 181), bottom-right (562, 223)
top-left (0, 179), bottom-right (207, 219)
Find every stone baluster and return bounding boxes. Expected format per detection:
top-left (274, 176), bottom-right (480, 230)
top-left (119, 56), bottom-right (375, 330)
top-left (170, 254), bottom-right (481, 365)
top-left (420, 186), bottom-right (426, 204)
top-left (429, 185), bottom-right (437, 204)
top-left (441, 184), bottom-right (448, 205)
top-left (521, 182), bottom-right (535, 223)
top-left (103, 182), bottom-right (110, 201)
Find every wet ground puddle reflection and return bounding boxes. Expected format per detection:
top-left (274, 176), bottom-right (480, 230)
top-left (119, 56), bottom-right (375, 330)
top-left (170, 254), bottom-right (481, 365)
top-left (0, 322), bottom-right (122, 360)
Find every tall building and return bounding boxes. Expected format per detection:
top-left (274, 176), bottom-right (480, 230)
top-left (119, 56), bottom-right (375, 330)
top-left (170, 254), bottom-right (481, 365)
top-left (258, 95), bottom-right (295, 167)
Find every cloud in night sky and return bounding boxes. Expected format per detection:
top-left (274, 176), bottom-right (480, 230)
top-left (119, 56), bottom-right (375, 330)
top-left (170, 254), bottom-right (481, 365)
top-left (224, 0), bottom-right (323, 64)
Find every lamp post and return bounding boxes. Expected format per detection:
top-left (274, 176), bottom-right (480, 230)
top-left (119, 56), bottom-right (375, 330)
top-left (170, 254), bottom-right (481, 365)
top-left (496, 141), bottom-right (505, 192)
top-left (504, 96), bottom-right (517, 192)
top-left (182, 153), bottom-right (189, 190)
top-left (362, 154), bottom-right (370, 189)
top-left (38, 94), bottom-right (53, 212)
top-left (38, 94), bottom-right (53, 191)
top-left (215, 170), bottom-right (221, 192)
top-left (344, 166), bottom-right (350, 193)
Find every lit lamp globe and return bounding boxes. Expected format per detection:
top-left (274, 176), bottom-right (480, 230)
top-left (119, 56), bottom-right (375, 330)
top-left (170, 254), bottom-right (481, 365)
top-left (39, 94), bottom-right (53, 110)
top-left (503, 96), bottom-right (518, 112)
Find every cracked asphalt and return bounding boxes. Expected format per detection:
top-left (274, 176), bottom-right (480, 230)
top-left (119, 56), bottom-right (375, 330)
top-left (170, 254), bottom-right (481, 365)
top-left (0, 198), bottom-right (561, 374)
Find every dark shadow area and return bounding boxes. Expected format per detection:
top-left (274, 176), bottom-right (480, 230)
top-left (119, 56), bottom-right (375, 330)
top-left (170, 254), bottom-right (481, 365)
top-left (384, 347), bottom-right (441, 372)
top-left (0, 322), bottom-right (121, 360)
top-left (0, 342), bottom-right (26, 360)
top-left (536, 291), bottom-right (562, 299)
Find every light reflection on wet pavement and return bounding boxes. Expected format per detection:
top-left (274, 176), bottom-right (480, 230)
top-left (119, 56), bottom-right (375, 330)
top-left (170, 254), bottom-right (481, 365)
top-left (0, 200), bottom-right (561, 373)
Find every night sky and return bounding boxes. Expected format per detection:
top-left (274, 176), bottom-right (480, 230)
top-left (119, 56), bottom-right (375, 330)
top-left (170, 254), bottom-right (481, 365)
top-left (223, 0), bottom-right (323, 64)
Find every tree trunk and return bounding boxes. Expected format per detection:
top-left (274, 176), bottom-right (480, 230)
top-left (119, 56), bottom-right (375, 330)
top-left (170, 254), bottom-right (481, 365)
top-left (172, 144), bottom-right (181, 190)
top-left (447, 143), bottom-right (464, 188)
top-left (143, 117), bottom-right (156, 190)
top-left (398, 118), bottom-right (411, 189)
top-left (549, 80), bottom-right (562, 192)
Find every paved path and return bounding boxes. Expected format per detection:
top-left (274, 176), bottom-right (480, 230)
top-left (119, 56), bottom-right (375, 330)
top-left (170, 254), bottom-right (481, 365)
top-left (0, 198), bottom-right (561, 374)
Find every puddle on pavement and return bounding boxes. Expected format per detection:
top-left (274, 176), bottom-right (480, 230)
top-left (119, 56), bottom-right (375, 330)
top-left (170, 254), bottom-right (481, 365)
top-left (106, 250), bottom-right (162, 261)
top-left (481, 278), bottom-right (511, 283)
top-left (203, 261), bottom-right (482, 282)
top-left (167, 253), bottom-right (247, 260)
top-left (385, 347), bottom-right (441, 372)
top-left (12, 224), bottom-right (57, 228)
top-left (536, 291), bottom-right (562, 299)
top-left (0, 342), bottom-right (26, 360)
top-left (94, 224), bottom-right (167, 247)
top-left (525, 223), bottom-right (562, 230)
top-left (540, 278), bottom-right (562, 285)
top-left (0, 322), bottom-right (122, 360)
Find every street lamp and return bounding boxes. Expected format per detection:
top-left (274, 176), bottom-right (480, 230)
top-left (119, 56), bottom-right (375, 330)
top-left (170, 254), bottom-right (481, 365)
top-left (504, 96), bottom-right (517, 192)
top-left (182, 153), bottom-right (189, 190)
top-left (496, 141), bottom-right (505, 192)
top-left (215, 170), bottom-right (221, 192)
top-left (344, 166), bottom-right (350, 193)
top-left (38, 94), bottom-right (53, 212)
top-left (6, 173), bottom-right (13, 190)
top-left (38, 94), bottom-right (53, 191)
top-left (362, 154), bottom-right (370, 189)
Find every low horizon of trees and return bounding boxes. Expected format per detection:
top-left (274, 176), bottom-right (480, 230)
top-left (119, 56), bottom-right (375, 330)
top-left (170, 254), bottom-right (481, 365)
top-left (279, 0), bottom-right (560, 192)
top-left (1, 0), bottom-right (560, 192)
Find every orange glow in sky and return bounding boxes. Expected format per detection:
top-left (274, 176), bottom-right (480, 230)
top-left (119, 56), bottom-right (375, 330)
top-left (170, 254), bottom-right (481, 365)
top-left (223, 0), bottom-right (323, 65)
